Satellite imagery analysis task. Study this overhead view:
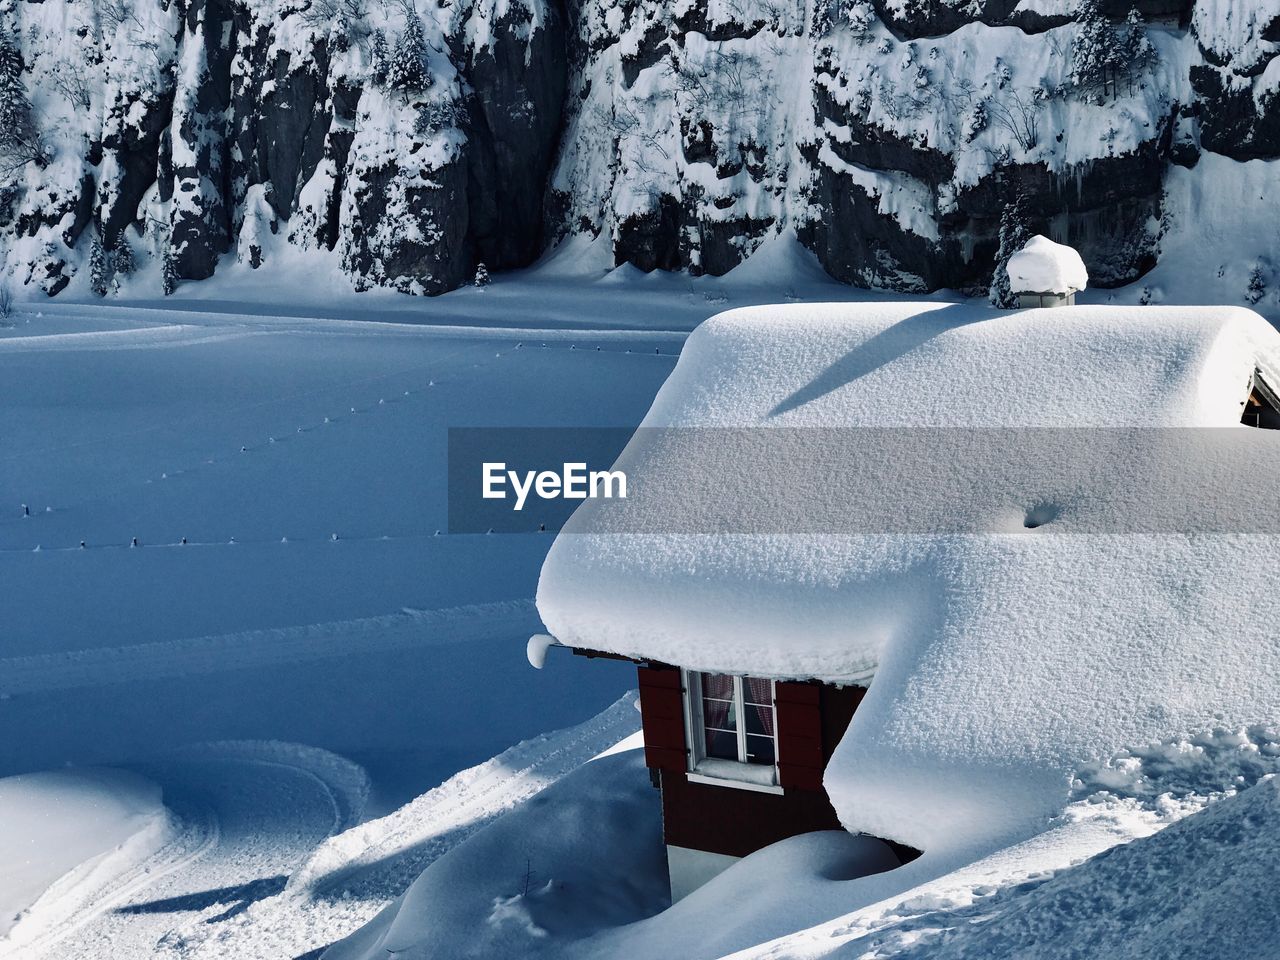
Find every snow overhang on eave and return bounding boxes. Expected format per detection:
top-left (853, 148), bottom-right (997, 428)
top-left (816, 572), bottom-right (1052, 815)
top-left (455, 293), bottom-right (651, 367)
top-left (526, 634), bottom-right (664, 670)
top-left (526, 634), bottom-right (876, 688)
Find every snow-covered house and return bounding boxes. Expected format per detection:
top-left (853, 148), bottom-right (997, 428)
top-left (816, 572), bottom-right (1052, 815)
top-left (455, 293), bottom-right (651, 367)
top-left (531, 293), bottom-right (1280, 901)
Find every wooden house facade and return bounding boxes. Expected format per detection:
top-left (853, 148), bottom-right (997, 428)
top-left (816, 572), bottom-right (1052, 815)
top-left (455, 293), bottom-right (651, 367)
top-left (568, 653), bottom-right (910, 899)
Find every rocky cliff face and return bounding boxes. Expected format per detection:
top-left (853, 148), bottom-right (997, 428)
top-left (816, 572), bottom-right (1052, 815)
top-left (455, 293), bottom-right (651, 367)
top-left (0, 0), bottom-right (1276, 301)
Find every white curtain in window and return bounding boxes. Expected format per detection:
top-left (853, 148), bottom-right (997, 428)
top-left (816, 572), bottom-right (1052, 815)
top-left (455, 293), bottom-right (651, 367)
top-left (701, 673), bottom-right (734, 731)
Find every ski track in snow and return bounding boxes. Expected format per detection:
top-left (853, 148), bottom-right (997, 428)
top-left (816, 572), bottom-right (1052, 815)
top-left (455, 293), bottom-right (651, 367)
top-left (0, 303), bottom-right (694, 350)
top-left (2, 741), bottom-right (370, 960)
top-left (3, 697), bottom-right (640, 960)
top-left (0, 324), bottom-right (268, 354)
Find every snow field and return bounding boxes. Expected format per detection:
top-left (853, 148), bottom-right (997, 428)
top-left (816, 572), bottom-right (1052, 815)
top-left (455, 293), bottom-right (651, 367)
top-left (316, 714), bottom-right (1280, 960)
top-left (0, 293), bottom-right (687, 957)
top-left (6, 254), bottom-right (1280, 960)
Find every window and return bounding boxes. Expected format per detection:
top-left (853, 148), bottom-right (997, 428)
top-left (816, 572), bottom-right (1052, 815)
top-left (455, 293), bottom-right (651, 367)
top-left (684, 671), bottom-right (781, 793)
top-left (1241, 371), bottom-right (1280, 429)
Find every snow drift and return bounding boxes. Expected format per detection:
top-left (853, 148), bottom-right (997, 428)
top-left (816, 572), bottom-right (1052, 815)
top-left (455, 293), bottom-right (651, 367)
top-left (0, 769), bottom-right (169, 940)
top-left (321, 749), bottom-right (669, 960)
top-left (817, 775), bottom-right (1280, 960)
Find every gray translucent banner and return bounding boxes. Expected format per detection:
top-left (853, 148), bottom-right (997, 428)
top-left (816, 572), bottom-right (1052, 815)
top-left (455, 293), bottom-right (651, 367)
top-left (448, 427), bottom-right (1280, 534)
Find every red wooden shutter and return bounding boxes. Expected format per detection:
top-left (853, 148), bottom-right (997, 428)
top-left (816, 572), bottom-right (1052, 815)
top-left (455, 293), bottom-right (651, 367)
top-left (775, 681), bottom-right (824, 791)
top-left (637, 664), bottom-right (687, 773)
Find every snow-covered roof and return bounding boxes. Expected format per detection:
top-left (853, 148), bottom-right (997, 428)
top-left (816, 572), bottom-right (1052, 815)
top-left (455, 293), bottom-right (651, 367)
top-left (1005, 235), bottom-right (1088, 296)
top-left (536, 301), bottom-right (1280, 852)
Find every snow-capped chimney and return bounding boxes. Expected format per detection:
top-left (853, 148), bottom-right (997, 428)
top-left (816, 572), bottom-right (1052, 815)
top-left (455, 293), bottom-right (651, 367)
top-left (1006, 236), bottom-right (1089, 308)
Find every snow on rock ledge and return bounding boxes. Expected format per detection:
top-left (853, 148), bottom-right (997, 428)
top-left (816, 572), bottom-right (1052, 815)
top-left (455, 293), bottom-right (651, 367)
top-left (537, 301), bottom-right (1280, 857)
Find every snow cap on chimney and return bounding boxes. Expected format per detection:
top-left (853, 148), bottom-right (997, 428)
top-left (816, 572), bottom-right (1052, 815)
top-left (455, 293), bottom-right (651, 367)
top-left (1006, 235), bottom-right (1088, 308)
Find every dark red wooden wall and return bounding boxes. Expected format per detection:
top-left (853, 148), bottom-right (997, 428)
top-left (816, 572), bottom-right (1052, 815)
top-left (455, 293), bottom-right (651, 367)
top-left (660, 770), bottom-right (845, 857)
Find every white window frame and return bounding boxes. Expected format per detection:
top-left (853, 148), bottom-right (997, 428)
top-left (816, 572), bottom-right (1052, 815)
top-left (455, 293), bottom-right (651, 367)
top-left (682, 669), bottom-right (783, 795)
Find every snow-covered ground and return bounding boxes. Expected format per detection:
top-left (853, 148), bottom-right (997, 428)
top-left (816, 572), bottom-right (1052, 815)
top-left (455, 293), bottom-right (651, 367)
top-left (0, 247), bottom-right (893, 958)
top-left (315, 721), bottom-right (1280, 960)
top-left (0, 768), bottom-right (169, 938)
top-left (0, 261), bottom-right (692, 956)
top-left (4, 242), bottom-right (1279, 959)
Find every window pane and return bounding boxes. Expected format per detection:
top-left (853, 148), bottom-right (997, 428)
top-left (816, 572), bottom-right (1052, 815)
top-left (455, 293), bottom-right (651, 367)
top-left (700, 673), bottom-right (737, 761)
top-left (701, 673), bottom-right (734, 700)
top-left (701, 695), bottom-right (734, 734)
top-left (705, 726), bottom-right (739, 760)
top-left (743, 677), bottom-right (772, 706)
top-left (746, 734), bottom-right (775, 765)
top-left (702, 699), bottom-right (737, 759)
top-left (744, 701), bottom-right (774, 737)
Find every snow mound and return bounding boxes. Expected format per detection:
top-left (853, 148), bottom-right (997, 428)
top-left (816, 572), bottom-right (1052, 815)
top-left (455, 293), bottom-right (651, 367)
top-left (1114, 153), bottom-right (1280, 314)
top-left (1062, 725), bottom-right (1280, 831)
top-left (582, 831), bottom-right (903, 960)
top-left (0, 769), bottom-right (168, 938)
top-left (1005, 236), bottom-right (1088, 296)
top-left (537, 301), bottom-right (1280, 857)
top-left (838, 777), bottom-right (1280, 960)
top-left (321, 749), bottom-right (667, 960)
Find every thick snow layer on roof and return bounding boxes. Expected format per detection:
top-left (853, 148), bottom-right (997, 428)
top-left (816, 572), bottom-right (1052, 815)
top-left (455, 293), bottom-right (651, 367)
top-left (1005, 236), bottom-right (1088, 295)
top-left (536, 301), bottom-right (1280, 853)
